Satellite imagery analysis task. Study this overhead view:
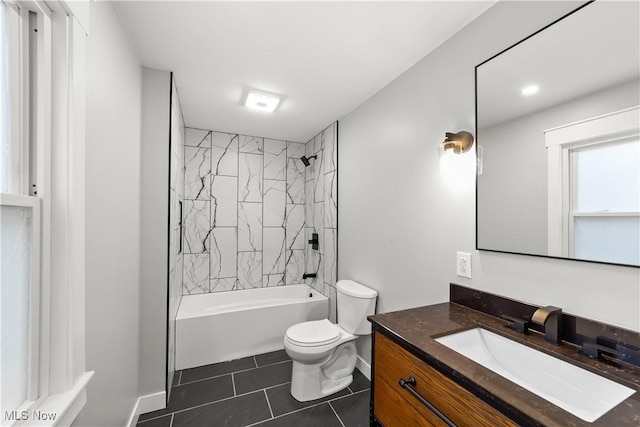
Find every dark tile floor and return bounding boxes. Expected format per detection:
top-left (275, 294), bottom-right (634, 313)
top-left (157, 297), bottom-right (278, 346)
top-left (137, 350), bottom-right (371, 427)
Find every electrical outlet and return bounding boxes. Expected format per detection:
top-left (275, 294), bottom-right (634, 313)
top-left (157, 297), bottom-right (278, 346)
top-left (456, 252), bottom-right (471, 278)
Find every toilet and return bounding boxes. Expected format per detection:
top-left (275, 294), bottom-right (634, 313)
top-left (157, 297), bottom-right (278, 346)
top-left (284, 280), bottom-right (378, 402)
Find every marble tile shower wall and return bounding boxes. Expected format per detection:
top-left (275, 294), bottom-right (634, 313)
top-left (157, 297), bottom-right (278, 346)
top-left (304, 123), bottom-right (338, 321)
top-left (181, 123), bottom-right (338, 320)
top-left (182, 129), bottom-right (303, 293)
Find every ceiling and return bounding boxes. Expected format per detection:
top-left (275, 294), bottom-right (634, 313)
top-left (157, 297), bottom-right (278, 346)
top-left (115, 1), bottom-right (494, 142)
top-left (477, 0), bottom-right (640, 129)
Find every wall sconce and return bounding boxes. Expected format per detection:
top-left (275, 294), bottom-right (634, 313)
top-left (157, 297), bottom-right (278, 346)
top-left (441, 131), bottom-right (474, 154)
top-left (438, 130), bottom-right (476, 177)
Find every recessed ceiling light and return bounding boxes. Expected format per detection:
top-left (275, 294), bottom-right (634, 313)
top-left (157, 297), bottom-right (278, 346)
top-left (521, 85), bottom-right (540, 96)
top-left (244, 90), bottom-right (282, 112)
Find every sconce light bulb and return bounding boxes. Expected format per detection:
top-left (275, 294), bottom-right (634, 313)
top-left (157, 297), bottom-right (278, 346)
top-left (442, 131), bottom-right (474, 154)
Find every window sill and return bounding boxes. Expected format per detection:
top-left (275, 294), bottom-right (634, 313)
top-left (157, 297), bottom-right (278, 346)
top-left (17, 371), bottom-right (94, 427)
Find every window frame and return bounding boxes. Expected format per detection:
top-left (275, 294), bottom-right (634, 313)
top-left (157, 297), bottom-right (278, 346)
top-left (1, 0), bottom-right (49, 419)
top-left (546, 106), bottom-right (640, 263)
top-left (567, 137), bottom-right (640, 258)
top-left (3, 1), bottom-right (22, 195)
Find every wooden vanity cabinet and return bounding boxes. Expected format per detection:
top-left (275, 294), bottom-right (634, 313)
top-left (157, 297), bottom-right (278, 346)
top-left (371, 330), bottom-right (518, 427)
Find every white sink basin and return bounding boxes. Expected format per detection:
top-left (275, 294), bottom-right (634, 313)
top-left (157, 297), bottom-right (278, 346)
top-left (435, 328), bottom-right (635, 422)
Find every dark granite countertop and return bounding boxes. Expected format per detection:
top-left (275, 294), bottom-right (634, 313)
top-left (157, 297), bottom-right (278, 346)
top-left (368, 302), bottom-right (640, 427)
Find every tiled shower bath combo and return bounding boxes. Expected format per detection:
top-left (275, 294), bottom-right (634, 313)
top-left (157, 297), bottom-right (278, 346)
top-left (180, 122), bottom-right (338, 320)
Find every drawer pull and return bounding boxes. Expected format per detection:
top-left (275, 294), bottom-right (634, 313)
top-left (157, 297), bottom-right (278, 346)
top-left (398, 377), bottom-right (457, 427)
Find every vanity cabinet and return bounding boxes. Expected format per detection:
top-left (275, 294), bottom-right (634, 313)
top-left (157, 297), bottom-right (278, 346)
top-left (372, 330), bottom-right (517, 427)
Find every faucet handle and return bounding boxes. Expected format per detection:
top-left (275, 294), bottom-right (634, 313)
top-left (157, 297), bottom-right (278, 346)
top-left (531, 306), bottom-right (562, 325)
top-left (500, 314), bottom-right (530, 334)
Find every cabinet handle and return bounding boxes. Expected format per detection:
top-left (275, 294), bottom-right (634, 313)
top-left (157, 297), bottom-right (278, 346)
top-left (398, 377), bottom-right (457, 427)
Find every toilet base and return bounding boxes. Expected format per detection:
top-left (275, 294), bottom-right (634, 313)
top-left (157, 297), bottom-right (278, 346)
top-left (289, 341), bottom-right (357, 402)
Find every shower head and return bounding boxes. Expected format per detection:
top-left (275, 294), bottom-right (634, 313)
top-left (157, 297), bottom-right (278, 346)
top-left (300, 155), bottom-right (317, 167)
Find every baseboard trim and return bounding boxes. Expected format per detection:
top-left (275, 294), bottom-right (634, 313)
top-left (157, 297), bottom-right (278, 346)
top-left (126, 391), bottom-right (166, 427)
top-left (355, 355), bottom-right (371, 380)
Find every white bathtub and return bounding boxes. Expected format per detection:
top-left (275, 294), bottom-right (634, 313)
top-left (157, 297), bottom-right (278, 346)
top-left (176, 284), bottom-right (328, 370)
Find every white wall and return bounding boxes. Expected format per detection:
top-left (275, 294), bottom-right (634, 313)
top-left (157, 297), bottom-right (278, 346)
top-left (139, 67), bottom-right (170, 397)
top-left (76, 1), bottom-right (143, 425)
top-left (339, 1), bottom-right (640, 365)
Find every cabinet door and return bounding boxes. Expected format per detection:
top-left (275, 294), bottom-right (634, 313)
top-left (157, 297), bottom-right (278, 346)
top-left (374, 371), bottom-right (449, 426)
top-left (374, 332), bottom-right (517, 427)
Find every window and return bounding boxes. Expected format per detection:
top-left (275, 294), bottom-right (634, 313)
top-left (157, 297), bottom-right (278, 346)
top-left (1, 1), bottom-right (92, 424)
top-left (1, 194), bottom-right (40, 420)
top-left (570, 139), bottom-right (640, 264)
top-left (546, 106), bottom-right (640, 265)
top-left (1, 1), bottom-right (41, 419)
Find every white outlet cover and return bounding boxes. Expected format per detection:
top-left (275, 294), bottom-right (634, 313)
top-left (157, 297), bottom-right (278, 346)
top-left (456, 252), bottom-right (471, 278)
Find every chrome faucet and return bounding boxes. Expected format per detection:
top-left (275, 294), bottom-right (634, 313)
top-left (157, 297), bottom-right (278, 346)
top-left (532, 306), bottom-right (562, 345)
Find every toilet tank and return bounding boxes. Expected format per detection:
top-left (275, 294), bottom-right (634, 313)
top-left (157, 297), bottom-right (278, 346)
top-left (336, 280), bottom-right (378, 335)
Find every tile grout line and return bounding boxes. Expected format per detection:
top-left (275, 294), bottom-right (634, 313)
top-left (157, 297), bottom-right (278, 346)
top-left (137, 412), bottom-right (175, 426)
top-left (141, 359), bottom-right (369, 426)
top-left (263, 389), bottom-right (274, 419)
top-left (179, 358), bottom-right (291, 386)
top-left (246, 387), bottom-right (371, 427)
top-left (145, 380), bottom-right (298, 424)
top-left (147, 388), bottom-right (268, 422)
top-left (140, 383), bottom-right (367, 425)
top-left (136, 416), bottom-right (162, 425)
top-left (169, 413), bottom-right (174, 427)
top-left (236, 379), bottom-right (293, 399)
top-left (347, 388), bottom-right (370, 397)
top-left (231, 372), bottom-right (237, 396)
top-left (328, 402), bottom-right (346, 427)
top-left (145, 385), bottom-right (372, 426)
top-left (244, 400), bottom-right (326, 427)
top-left (262, 380), bottom-right (291, 392)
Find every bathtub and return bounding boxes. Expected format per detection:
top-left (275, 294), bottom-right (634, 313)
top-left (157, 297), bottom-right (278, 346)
top-left (176, 284), bottom-right (328, 370)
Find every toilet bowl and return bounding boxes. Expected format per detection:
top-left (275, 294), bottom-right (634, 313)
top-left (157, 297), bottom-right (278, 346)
top-left (284, 280), bottom-right (378, 402)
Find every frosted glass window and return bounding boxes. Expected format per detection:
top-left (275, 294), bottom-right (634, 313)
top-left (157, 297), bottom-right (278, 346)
top-left (575, 140), bottom-right (640, 213)
top-left (574, 216), bottom-right (640, 265)
top-left (0, 205), bottom-right (32, 413)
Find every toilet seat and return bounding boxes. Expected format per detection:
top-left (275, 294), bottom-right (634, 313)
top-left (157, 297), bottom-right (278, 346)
top-left (286, 319), bottom-right (341, 347)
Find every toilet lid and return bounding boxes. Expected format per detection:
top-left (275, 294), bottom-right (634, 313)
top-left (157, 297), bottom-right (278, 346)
top-left (286, 319), bottom-right (340, 347)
